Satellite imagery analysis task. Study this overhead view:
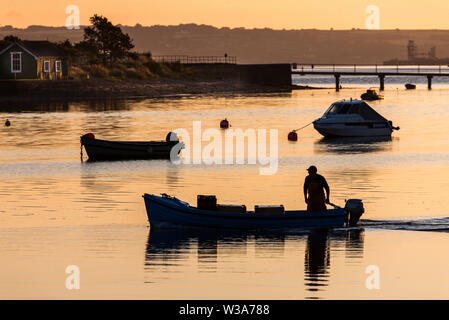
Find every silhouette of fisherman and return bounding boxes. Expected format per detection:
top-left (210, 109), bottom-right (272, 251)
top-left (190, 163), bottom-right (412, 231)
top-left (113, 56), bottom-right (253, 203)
top-left (303, 165), bottom-right (330, 212)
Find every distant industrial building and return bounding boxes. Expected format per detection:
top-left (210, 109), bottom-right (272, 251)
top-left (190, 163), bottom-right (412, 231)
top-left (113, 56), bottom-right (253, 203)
top-left (407, 40), bottom-right (436, 60)
top-left (384, 40), bottom-right (449, 65)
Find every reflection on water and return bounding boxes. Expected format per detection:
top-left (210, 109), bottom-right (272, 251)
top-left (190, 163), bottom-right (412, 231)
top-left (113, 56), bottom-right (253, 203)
top-left (2, 99), bottom-right (133, 113)
top-left (314, 136), bottom-right (395, 154)
top-left (165, 164), bottom-right (181, 188)
top-left (344, 229), bottom-right (365, 259)
top-left (304, 230), bottom-right (330, 297)
top-left (197, 234), bottom-right (218, 272)
top-left (1, 102), bottom-right (71, 113)
top-left (145, 228), bottom-right (365, 299)
top-left (1, 88), bottom-right (449, 298)
top-left (1, 89), bottom-right (448, 224)
top-left (304, 229), bottom-right (365, 299)
top-left (1, 225), bottom-right (447, 299)
top-left (1, 88), bottom-right (448, 223)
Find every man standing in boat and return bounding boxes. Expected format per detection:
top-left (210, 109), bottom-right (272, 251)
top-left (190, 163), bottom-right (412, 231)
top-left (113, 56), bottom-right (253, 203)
top-left (303, 166), bottom-right (330, 212)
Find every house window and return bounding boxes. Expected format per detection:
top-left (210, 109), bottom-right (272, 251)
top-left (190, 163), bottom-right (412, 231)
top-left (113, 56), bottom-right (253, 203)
top-left (10, 52), bottom-right (22, 73)
top-left (55, 61), bottom-right (62, 73)
top-left (44, 61), bottom-right (50, 72)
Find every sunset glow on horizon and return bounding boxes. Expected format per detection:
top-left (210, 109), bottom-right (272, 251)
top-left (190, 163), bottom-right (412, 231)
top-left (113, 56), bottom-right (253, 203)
top-left (2, 0), bottom-right (449, 29)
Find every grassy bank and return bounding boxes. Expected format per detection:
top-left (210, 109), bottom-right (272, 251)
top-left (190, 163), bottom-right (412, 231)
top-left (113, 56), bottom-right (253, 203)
top-left (69, 55), bottom-right (192, 81)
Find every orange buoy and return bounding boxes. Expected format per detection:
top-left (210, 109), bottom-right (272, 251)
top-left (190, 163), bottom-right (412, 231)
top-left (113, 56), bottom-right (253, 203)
top-left (220, 118), bottom-right (229, 129)
top-left (288, 131), bottom-right (298, 141)
top-left (81, 133), bottom-right (95, 140)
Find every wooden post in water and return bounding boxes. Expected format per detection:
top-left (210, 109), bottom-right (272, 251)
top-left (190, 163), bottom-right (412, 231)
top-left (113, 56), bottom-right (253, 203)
top-left (335, 74), bottom-right (341, 92)
top-left (427, 75), bottom-right (433, 90)
top-left (379, 75), bottom-right (385, 91)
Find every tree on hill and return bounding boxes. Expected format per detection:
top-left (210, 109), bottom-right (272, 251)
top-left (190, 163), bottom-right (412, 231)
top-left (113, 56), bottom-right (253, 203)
top-left (82, 14), bottom-right (134, 64)
top-left (0, 35), bottom-right (22, 48)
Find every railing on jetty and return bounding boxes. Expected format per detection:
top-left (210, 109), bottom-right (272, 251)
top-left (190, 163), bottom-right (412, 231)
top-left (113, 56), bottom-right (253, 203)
top-left (291, 64), bottom-right (449, 74)
top-left (153, 55), bottom-right (237, 64)
top-left (291, 63), bottom-right (449, 91)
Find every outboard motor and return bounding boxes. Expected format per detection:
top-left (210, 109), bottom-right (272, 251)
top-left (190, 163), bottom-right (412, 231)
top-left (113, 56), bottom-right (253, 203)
top-left (166, 131), bottom-right (179, 142)
top-left (344, 199), bottom-right (364, 227)
top-left (388, 120), bottom-right (400, 131)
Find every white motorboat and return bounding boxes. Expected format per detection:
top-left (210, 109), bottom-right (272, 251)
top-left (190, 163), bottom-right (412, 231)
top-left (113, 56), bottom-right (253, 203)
top-left (313, 100), bottom-right (399, 137)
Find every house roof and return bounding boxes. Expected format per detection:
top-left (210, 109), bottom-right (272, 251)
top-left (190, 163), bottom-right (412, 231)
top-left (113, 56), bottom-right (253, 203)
top-left (0, 41), bottom-right (67, 58)
top-left (21, 41), bottom-right (67, 57)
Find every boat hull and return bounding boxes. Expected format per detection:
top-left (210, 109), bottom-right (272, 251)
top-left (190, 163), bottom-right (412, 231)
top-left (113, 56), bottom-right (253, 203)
top-left (81, 138), bottom-right (181, 161)
top-left (361, 94), bottom-right (383, 101)
top-left (143, 194), bottom-right (347, 230)
top-left (313, 122), bottom-right (392, 137)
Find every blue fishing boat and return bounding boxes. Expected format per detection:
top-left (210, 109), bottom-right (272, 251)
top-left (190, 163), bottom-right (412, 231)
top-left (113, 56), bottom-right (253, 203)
top-left (142, 193), bottom-right (364, 230)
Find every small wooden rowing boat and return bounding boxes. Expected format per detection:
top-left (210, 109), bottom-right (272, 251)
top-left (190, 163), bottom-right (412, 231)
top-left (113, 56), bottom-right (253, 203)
top-left (80, 133), bottom-right (184, 161)
top-left (142, 193), bottom-right (364, 230)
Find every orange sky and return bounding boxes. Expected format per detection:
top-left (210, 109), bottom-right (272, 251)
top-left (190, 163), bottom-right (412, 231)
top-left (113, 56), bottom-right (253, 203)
top-left (1, 0), bottom-right (449, 29)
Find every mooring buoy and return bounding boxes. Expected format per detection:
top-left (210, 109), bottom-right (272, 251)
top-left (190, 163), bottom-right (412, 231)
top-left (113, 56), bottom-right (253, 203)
top-left (288, 121), bottom-right (314, 141)
top-left (220, 118), bottom-right (229, 129)
top-left (288, 131), bottom-right (298, 141)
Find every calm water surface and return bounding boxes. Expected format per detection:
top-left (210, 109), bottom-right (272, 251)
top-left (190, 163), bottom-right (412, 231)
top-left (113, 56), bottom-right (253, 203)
top-left (0, 83), bottom-right (448, 299)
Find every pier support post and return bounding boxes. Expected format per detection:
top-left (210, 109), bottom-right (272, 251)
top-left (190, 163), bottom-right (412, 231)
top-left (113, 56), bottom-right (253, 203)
top-left (379, 75), bottom-right (385, 91)
top-left (427, 75), bottom-right (433, 90)
top-left (335, 74), bottom-right (341, 92)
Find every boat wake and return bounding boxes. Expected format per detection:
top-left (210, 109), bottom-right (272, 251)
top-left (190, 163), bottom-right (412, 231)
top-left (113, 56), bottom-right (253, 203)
top-left (361, 217), bottom-right (449, 232)
top-left (150, 218), bottom-right (449, 233)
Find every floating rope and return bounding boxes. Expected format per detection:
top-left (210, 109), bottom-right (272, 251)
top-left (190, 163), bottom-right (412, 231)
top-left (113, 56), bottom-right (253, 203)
top-left (288, 120), bottom-right (314, 141)
top-left (292, 121), bottom-right (314, 132)
top-left (80, 139), bottom-right (84, 161)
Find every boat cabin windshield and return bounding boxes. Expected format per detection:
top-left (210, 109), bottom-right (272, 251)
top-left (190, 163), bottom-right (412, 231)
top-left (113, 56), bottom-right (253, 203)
top-left (324, 101), bottom-right (388, 121)
top-left (326, 102), bottom-right (363, 115)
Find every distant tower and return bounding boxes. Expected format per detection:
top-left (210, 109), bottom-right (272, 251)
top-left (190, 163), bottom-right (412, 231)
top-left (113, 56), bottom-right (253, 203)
top-left (407, 40), bottom-right (417, 61)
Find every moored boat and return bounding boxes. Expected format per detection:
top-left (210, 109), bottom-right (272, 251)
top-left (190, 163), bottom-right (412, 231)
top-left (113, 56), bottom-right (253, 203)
top-left (80, 132), bottom-right (184, 161)
top-left (142, 193), bottom-right (364, 230)
top-left (361, 88), bottom-right (384, 101)
top-left (405, 83), bottom-right (416, 90)
top-left (313, 99), bottom-right (400, 137)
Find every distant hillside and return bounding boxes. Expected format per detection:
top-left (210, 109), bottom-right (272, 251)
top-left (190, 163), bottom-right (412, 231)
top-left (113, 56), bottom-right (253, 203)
top-left (2, 24), bottom-right (449, 64)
